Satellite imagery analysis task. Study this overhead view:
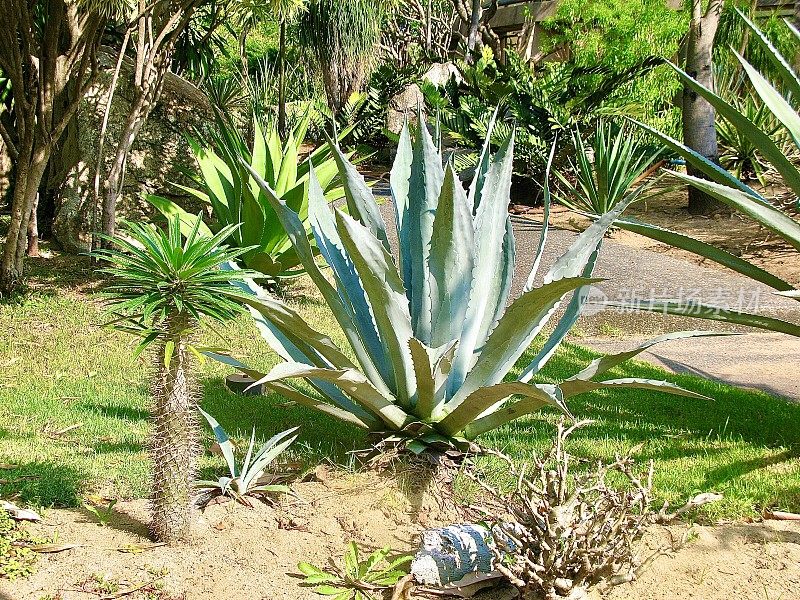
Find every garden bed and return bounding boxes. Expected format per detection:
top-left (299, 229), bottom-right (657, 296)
top-left (2, 469), bottom-right (799, 600)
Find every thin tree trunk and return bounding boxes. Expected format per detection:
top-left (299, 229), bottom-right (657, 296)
top-left (466, 0), bottom-right (482, 61)
top-left (682, 0), bottom-right (724, 216)
top-left (278, 19), bottom-right (287, 140)
top-left (101, 92), bottom-right (150, 245)
top-left (26, 194), bottom-right (39, 257)
top-left (149, 313), bottom-right (198, 544)
top-left (0, 152), bottom-right (47, 295)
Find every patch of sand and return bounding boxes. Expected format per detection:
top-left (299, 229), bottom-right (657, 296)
top-left (2, 470), bottom-right (799, 600)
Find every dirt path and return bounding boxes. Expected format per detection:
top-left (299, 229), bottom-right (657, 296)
top-left (2, 471), bottom-right (799, 600)
top-left (581, 332), bottom-right (800, 401)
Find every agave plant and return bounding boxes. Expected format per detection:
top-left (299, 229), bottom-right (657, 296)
top-left (196, 410), bottom-right (297, 506)
top-left (554, 121), bottom-right (664, 215)
top-left (611, 9), bottom-right (800, 334)
top-left (715, 60), bottom-right (795, 185)
top-left (212, 118), bottom-right (716, 452)
top-left (93, 217), bottom-right (256, 542)
top-left (148, 107), bottom-right (349, 283)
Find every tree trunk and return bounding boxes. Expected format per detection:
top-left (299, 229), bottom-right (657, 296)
top-left (682, 0), bottom-right (724, 216)
top-left (100, 91), bottom-right (151, 246)
top-left (0, 152), bottom-right (48, 296)
top-left (466, 0), bottom-right (482, 61)
top-left (278, 19), bottom-right (287, 140)
top-left (149, 313), bottom-right (198, 543)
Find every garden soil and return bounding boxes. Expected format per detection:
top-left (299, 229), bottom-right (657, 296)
top-left (2, 470), bottom-right (798, 600)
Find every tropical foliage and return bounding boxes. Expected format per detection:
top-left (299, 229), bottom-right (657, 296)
top-left (421, 46), bottom-right (663, 194)
top-left (606, 9), bottom-right (800, 335)
top-left (148, 109), bottom-right (348, 283)
top-left (212, 118), bottom-right (715, 452)
top-left (554, 121), bottom-right (663, 214)
top-left (196, 410), bottom-right (297, 506)
top-left (93, 217), bottom-right (255, 542)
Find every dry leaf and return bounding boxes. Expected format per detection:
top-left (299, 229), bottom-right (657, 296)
top-left (1, 500), bottom-right (41, 521)
top-left (116, 542), bottom-right (166, 554)
top-left (29, 543), bottom-right (77, 553)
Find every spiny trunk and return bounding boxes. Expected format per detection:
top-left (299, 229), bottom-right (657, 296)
top-left (149, 313), bottom-right (199, 543)
top-left (683, 0), bottom-right (724, 216)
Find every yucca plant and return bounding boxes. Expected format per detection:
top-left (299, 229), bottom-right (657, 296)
top-left (94, 217), bottom-right (256, 543)
top-left (196, 410), bottom-right (297, 506)
top-left (148, 107), bottom-right (349, 283)
top-left (611, 9), bottom-right (800, 334)
top-left (210, 116), bottom-right (715, 452)
top-left (555, 121), bottom-right (664, 214)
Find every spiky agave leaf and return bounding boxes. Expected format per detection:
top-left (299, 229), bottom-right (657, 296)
top-left (197, 410), bottom-right (297, 504)
top-left (147, 107), bottom-right (350, 282)
top-left (217, 117), bottom-right (717, 449)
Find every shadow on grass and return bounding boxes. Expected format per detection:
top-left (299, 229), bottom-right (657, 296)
top-left (79, 401), bottom-right (150, 423)
top-left (0, 461), bottom-right (87, 507)
top-left (198, 376), bottom-right (367, 470)
top-left (0, 251), bottom-right (103, 305)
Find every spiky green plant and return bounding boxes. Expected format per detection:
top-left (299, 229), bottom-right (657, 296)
top-left (212, 118), bottom-right (716, 452)
top-left (196, 410), bottom-right (297, 506)
top-left (148, 108), bottom-right (349, 284)
top-left (610, 9), bottom-right (800, 334)
top-left (555, 121), bottom-right (664, 215)
top-left (93, 217), bottom-right (256, 543)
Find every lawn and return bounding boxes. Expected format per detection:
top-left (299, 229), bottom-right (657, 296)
top-left (1, 255), bottom-right (798, 521)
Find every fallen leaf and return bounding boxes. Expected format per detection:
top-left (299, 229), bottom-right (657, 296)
top-left (115, 542), bottom-right (166, 554)
top-left (1, 500), bottom-right (41, 521)
top-left (29, 543), bottom-right (77, 553)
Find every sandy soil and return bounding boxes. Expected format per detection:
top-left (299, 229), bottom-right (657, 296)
top-left (2, 470), bottom-right (799, 600)
top-left (512, 183), bottom-right (800, 288)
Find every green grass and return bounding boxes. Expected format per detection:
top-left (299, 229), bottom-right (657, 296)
top-left (0, 254), bottom-right (798, 521)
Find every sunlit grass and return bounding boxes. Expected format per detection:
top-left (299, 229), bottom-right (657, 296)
top-left (0, 254), bottom-right (797, 521)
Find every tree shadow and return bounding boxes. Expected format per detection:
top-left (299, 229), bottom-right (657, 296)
top-left (0, 251), bottom-right (104, 303)
top-left (198, 376), bottom-right (367, 469)
top-left (0, 461), bottom-right (87, 507)
top-left (79, 400), bottom-right (149, 423)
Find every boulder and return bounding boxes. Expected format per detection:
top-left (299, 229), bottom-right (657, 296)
top-left (51, 55), bottom-right (210, 253)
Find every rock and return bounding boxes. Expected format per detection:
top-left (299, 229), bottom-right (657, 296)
top-left (50, 54), bottom-right (210, 253)
top-left (386, 62), bottom-right (462, 135)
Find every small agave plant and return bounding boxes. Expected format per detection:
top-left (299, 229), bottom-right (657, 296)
top-left (214, 116), bottom-right (719, 452)
top-left (196, 410), bottom-right (298, 506)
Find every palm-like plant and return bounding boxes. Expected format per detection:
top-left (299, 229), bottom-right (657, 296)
top-left (715, 60), bottom-right (795, 185)
top-left (233, 0), bottom-right (306, 136)
top-left (94, 217), bottom-right (256, 543)
top-left (555, 121), bottom-right (664, 214)
top-left (212, 118), bottom-right (714, 452)
top-left (148, 109), bottom-right (348, 284)
top-left (298, 0), bottom-right (392, 116)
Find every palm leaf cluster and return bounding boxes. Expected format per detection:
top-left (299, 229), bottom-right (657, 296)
top-left (607, 9), bottom-right (800, 335)
top-left (94, 218), bottom-right (254, 350)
